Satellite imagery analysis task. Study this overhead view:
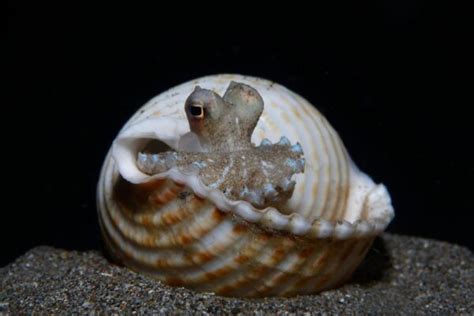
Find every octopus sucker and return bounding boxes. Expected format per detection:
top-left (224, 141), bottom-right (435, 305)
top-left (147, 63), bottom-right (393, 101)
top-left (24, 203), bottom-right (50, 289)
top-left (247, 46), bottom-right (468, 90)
top-left (97, 74), bottom-right (394, 297)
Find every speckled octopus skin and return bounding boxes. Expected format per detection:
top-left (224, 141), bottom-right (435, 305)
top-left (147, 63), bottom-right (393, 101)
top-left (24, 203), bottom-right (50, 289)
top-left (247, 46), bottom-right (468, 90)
top-left (97, 74), bottom-right (395, 297)
top-left (137, 82), bottom-right (305, 208)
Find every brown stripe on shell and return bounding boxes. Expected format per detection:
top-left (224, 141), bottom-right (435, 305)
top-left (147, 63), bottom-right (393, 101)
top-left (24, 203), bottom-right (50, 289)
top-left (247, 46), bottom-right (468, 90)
top-left (267, 92), bottom-right (318, 217)
top-left (331, 237), bottom-right (375, 289)
top-left (217, 236), bottom-right (303, 297)
top-left (144, 194), bottom-right (206, 228)
top-left (107, 194), bottom-right (222, 249)
top-left (302, 238), bottom-right (361, 294)
top-left (249, 245), bottom-right (315, 297)
top-left (289, 239), bottom-right (341, 294)
top-left (290, 92), bottom-right (351, 222)
top-left (297, 94), bottom-right (335, 221)
top-left (175, 232), bottom-right (255, 288)
top-left (157, 223), bottom-right (252, 279)
top-left (114, 178), bottom-right (201, 229)
top-left (100, 191), bottom-right (189, 270)
top-left (149, 182), bottom-right (185, 205)
top-left (210, 232), bottom-right (287, 297)
top-left (274, 243), bottom-right (330, 296)
top-left (114, 178), bottom-right (180, 212)
top-left (252, 240), bottom-right (334, 297)
top-left (324, 114), bottom-right (350, 221)
top-left (360, 190), bottom-right (373, 221)
top-left (318, 238), bottom-right (366, 291)
top-left (103, 206), bottom-right (245, 276)
top-left (199, 231), bottom-right (278, 295)
top-left (101, 176), bottom-right (252, 272)
top-left (244, 236), bottom-right (323, 297)
top-left (106, 178), bottom-right (233, 250)
top-left (112, 218), bottom-right (254, 285)
top-left (280, 92), bottom-right (328, 217)
top-left (321, 115), bottom-right (345, 221)
top-left (307, 240), bottom-right (355, 293)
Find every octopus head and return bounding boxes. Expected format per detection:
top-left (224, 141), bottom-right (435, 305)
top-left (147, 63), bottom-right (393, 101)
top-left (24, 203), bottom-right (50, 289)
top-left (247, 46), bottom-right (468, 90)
top-left (184, 83), bottom-right (263, 151)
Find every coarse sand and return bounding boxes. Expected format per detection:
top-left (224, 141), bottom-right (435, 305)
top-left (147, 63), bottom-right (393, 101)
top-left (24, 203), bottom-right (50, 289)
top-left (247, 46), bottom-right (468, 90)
top-left (1, 234), bottom-right (472, 314)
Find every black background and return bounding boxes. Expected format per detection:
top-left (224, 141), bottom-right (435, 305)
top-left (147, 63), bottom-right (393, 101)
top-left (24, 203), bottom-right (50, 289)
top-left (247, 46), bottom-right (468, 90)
top-left (5, 2), bottom-right (472, 266)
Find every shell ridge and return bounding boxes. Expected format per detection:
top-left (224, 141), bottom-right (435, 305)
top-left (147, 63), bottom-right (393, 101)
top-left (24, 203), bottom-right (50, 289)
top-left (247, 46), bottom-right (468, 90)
top-left (285, 92), bottom-right (333, 220)
top-left (115, 164), bottom-right (392, 239)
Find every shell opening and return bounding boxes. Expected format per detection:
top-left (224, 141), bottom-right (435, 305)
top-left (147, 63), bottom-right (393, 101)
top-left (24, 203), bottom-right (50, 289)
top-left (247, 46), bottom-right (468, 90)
top-left (112, 123), bottom-right (393, 240)
top-left (108, 76), bottom-right (394, 239)
top-left (141, 139), bottom-right (173, 154)
top-left (135, 134), bottom-right (305, 212)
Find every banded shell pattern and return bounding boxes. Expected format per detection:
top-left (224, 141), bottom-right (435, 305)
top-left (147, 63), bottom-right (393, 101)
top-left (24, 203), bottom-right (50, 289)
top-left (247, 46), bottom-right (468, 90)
top-left (97, 74), bottom-right (394, 297)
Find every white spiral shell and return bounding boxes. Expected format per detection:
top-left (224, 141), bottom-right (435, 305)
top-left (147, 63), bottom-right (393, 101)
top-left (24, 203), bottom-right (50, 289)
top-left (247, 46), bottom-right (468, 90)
top-left (97, 74), bottom-right (394, 297)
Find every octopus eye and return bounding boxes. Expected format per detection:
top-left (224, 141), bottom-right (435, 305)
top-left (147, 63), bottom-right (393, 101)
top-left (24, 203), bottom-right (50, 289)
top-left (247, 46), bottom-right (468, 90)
top-left (189, 104), bottom-right (204, 118)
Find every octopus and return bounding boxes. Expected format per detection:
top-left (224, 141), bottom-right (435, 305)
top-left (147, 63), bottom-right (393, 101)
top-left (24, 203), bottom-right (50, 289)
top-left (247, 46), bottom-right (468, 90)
top-left (136, 81), bottom-right (305, 208)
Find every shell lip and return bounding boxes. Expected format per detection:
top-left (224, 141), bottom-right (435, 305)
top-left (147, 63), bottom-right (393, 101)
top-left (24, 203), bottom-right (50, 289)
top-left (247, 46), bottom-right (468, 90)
top-left (122, 163), bottom-right (394, 240)
top-left (111, 125), bottom-right (394, 240)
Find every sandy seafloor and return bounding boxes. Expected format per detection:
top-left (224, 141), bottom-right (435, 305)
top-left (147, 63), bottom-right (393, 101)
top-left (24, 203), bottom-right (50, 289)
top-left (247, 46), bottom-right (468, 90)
top-left (1, 234), bottom-right (472, 315)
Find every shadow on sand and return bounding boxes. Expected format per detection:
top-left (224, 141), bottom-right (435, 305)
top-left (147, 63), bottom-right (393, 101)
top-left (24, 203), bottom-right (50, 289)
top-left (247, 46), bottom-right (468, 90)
top-left (350, 236), bottom-right (393, 285)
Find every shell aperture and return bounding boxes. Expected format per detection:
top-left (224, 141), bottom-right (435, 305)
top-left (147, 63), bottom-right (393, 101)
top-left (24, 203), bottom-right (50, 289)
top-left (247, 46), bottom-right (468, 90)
top-left (136, 82), bottom-right (305, 208)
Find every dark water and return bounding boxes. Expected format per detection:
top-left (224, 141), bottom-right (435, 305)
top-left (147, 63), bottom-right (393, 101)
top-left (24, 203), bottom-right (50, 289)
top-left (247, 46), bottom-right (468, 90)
top-left (4, 2), bottom-right (471, 266)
